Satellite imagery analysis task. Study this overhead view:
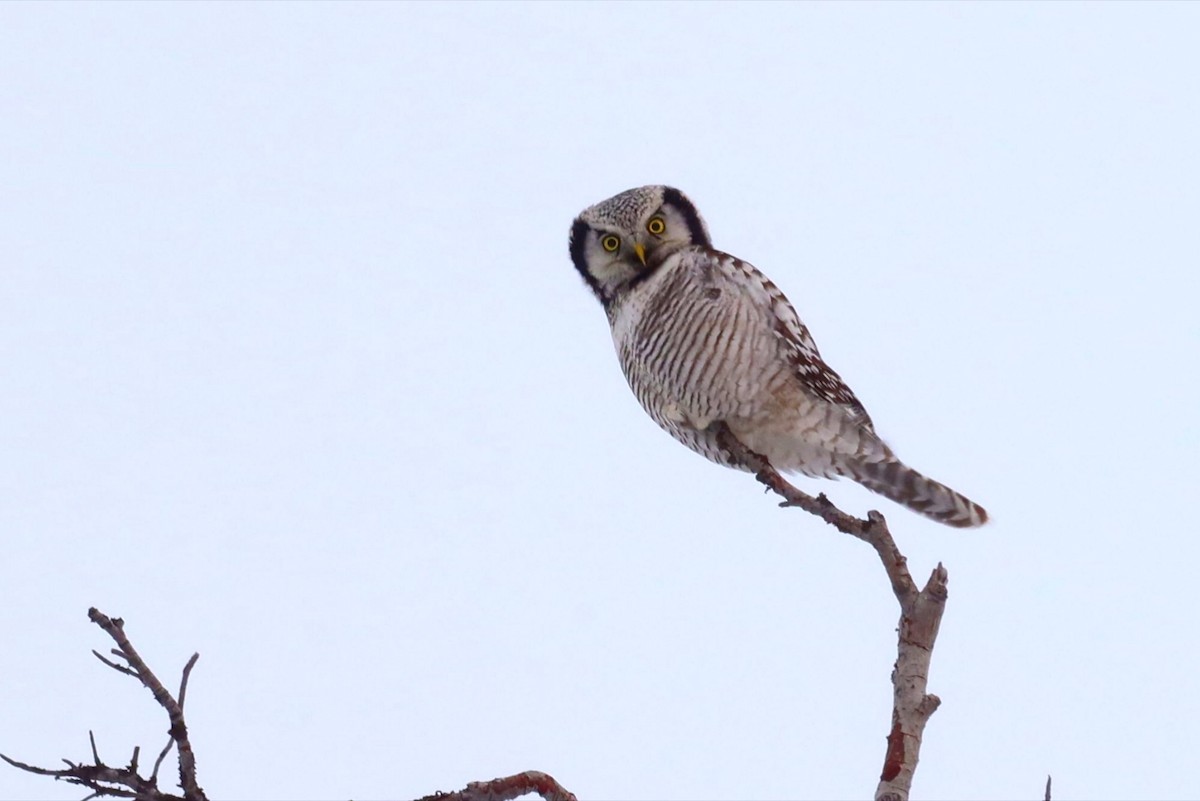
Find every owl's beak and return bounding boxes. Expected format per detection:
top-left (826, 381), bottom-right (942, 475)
top-left (633, 242), bottom-right (647, 267)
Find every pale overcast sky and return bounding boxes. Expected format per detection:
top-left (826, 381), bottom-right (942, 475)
top-left (2, 3), bottom-right (1198, 800)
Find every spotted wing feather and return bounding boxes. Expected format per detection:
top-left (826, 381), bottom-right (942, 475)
top-left (718, 255), bottom-right (875, 432)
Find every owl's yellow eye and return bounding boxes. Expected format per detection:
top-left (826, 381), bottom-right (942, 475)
top-left (647, 217), bottom-right (666, 235)
top-left (601, 235), bottom-right (620, 252)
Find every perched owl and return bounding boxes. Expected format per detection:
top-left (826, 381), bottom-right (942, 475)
top-left (569, 185), bottom-right (987, 528)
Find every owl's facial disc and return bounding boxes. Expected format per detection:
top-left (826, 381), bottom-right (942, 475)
top-left (570, 186), bottom-right (712, 308)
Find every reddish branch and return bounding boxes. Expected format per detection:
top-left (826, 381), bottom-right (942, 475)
top-left (415, 770), bottom-right (578, 801)
top-left (715, 423), bottom-right (948, 801)
top-left (0, 608), bottom-right (207, 801)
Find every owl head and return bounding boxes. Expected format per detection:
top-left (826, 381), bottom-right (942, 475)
top-left (570, 185), bottom-right (712, 308)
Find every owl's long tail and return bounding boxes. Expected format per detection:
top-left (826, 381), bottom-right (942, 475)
top-left (841, 457), bottom-right (988, 528)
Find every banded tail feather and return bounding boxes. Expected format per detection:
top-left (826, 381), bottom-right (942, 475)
top-left (843, 457), bottom-right (988, 528)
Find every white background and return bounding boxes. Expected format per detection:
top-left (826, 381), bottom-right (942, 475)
top-left (2, 3), bottom-right (1197, 799)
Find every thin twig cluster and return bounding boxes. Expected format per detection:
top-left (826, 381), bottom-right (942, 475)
top-left (1, 608), bottom-right (207, 801)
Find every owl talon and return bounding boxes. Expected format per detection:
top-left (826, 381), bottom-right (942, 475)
top-left (661, 402), bottom-right (687, 425)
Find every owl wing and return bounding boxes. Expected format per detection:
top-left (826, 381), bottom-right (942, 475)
top-left (715, 252), bottom-right (876, 433)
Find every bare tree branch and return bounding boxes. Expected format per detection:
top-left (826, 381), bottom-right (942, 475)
top-left (7, 429), bottom-right (956, 801)
top-left (85, 609), bottom-right (206, 801)
top-left (415, 770), bottom-right (578, 801)
top-left (714, 423), bottom-right (948, 801)
top-left (10, 611), bottom-right (581, 801)
top-left (1, 609), bottom-right (207, 801)
top-left (1, 749), bottom-right (158, 800)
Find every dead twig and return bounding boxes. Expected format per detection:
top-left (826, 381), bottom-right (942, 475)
top-left (714, 423), bottom-right (948, 801)
top-left (86, 609), bottom-right (205, 801)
